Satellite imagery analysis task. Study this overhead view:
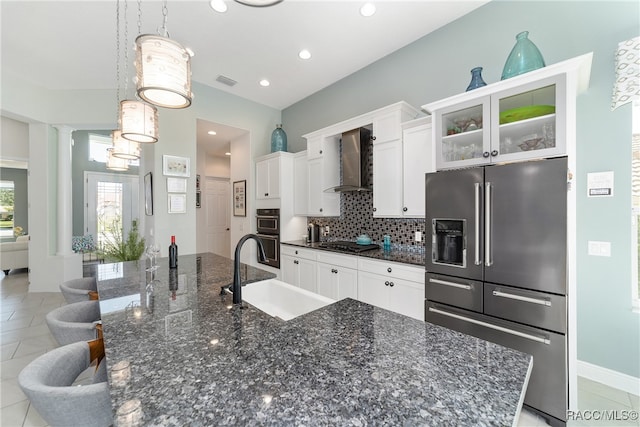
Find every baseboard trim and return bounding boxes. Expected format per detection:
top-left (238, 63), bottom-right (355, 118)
top-left (577, 360), bottom-right (640, 396)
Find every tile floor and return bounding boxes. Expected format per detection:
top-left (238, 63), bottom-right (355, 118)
top-left (0, 270), bottom-right (638, 427)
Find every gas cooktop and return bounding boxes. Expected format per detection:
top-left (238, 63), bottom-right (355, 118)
top-left (318, 241), bottom-right (380, 253)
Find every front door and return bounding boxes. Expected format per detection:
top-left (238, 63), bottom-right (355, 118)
top-left (85, 172), bottom-right (139, 251)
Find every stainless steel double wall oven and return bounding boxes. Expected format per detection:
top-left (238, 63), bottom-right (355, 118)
top-left (256, 208), bottom-right (280, 268)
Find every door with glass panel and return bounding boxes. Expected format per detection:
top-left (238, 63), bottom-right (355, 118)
top-left (85, 172), bottom-right (139, 252)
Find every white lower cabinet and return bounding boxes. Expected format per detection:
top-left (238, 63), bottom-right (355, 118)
top-left (316, 252), bottom-right (358, 301)
top-left (357, 258), bottom-right (425, 321)
top-left (280, 246), bottom-right (317, 293)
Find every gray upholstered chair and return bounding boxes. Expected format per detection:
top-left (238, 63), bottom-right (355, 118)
top-left (59, 277), bottom-right (98, 303)
top-left (17, 341), bottom-right (112, 427)
top-left (45, 300), bottom-right (101, 346)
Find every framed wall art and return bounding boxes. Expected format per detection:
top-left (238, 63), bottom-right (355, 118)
top-left (233, 180), bottom-right (246, 217)
top-left (163, 155), bottom-right (190, 177)
top-left (167, 177), bottom-right (187, 193)
top-left (168, 193), bottom-right (187, 214)
top-left (144, 172), bottom-right (153, 216)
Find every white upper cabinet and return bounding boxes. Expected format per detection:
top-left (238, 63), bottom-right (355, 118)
top-left (372, 117), bottom-right (433, 218)
top-left (255, 154), bottom-right (281, 199)
top-left (424, 54), bottom-right (592, 170)
top-left (306, 136), bottom-right (340, 217)
top-left (402, 118), bottom-right (434, 217)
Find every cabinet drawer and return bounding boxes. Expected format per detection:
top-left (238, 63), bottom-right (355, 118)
top-left (316, 252), bottom-right (358, 269)
top-left (358, 258), bottom-right (424, 283)
top-left (484, 283), bottom-right (566, 333)
top-left (425, 273), bottom-right (483, 313)
top-left (280, 245), bottom-right (317, 261)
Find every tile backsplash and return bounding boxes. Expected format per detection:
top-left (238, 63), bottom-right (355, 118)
top-left (309, 191), bottom-right (426, 252)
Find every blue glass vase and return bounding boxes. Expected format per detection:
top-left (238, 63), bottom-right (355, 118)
top-left (501, 31), bottom-right (545, 80)
top-left (270, 124), bottom-right (287, 153)
top-left (466, 67), bottom-right (487, 91)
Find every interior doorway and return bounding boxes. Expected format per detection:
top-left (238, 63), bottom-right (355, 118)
top-left (205, 177), bottom-right (230, 257)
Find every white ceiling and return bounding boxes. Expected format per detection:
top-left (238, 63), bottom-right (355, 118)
top-left (1, 0), bottom-right (488, 156)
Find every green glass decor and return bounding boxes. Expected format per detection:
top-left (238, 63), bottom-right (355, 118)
top-left (270, 124), bottom-right (287, 153)
top-left (501, 31), bottom-right (545, 80)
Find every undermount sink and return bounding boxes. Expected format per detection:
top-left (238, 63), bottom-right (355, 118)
top-left (242, 279), bottom-right (335, 321)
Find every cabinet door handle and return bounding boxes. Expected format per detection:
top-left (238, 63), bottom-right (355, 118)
top-left (371, 136), bottom-right (377, 141)
top-left (428, 307), bottom-right (551, 345)
top-left (492, 290), bottom-right (551, 306)
top-left (474, 182), bottom-right (481, 266)
top-left (482, 151), bottom-right (490, 158)
top-left (319, 208), bottom-right (323, 213)
top-left (294, 260), bottom-right (299, 265)
top-left (387, 267), bottom-right (392, 273)
top-left (429, 278), bottom-right (471, 290)
top-left (319, 150), bottom-right (323, 154)
top-left (373, 207), bottom-right (377, 212)
top-left (403, 207), bottom-right (408, 212)
top-left (389, 281), bottom-right (394, 287)
top-left (264, 193), bottom-right (269, 197)
top-left (384, 281), bottom-right (390, 286)
top-left (485, 182), bottom-right (493, 267)
top-left (295, 250), bottom-right (298, 254)
top-left (491, 150), bottom-right (499, 157)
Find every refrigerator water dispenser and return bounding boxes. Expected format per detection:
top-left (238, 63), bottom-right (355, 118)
top-left (432, 219), bottom-right (466, 267)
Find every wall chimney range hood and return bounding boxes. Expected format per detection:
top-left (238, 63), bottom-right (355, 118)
top-left (326, 127), bottom-right (372, 193)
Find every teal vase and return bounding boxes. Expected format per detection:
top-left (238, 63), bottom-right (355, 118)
top-left (466, 67), bottom-right (487, 91)
top-left (501, 31), bottom-right (545, 80)
top-left (270, 124), bottom-right (287, 153)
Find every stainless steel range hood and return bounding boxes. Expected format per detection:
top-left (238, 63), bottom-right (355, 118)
top-left (326, 127), bottom-right (372, 192)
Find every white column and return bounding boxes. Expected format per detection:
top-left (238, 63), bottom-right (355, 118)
top-left (54, 125), bottom-right (74, 256)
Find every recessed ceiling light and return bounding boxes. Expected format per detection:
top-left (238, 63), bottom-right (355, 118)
top-left (360, 2), bottom-right (376, 17)
top-left (298, 49), bottom-right (312, 60)
top-left (225, 152), bottom-right (231, 156)
top-left (207, 130), bottom-right (217, 135)
top-left (259, 79), bottom-right (270, 87)
top-left (235, 0), bottom-right (282, 6)
top-left (210, 0), bottom-right (228, 13)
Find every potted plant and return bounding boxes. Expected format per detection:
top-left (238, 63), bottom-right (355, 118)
top-left (98, 217), bottom-right (145, 262)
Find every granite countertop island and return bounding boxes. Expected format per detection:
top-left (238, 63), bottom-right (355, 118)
top-left (88, 253), bottom-right (532, 426)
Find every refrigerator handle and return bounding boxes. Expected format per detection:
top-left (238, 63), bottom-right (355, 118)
top-left (474, 182), bottom-right (481, 266)
top-left (485, 182), bottom-right (492, 267)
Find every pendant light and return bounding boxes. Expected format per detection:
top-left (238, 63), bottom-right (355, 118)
top-left (108, 0), bottom-right (130, 170)
top-left (106, 147), bottom-right (129, 171)
top-left (111, 130), bottom-right (141, 160)
top-left (120, 0), bottom-right (159, 143)
top-left (134, 0), bottom-right (193, 109)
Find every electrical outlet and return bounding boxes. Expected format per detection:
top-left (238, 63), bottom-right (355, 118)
top-left (415, 231), bottom-right (422, 242)
top-left (325, 226), bottom-right (330, 233)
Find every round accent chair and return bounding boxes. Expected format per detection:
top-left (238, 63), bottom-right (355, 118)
top-left (18, 340), bottom-right (112, 427)
top-left (59, 277), bottom-right (98, 303)
top-left (45, 300), bottom-right (101, 346)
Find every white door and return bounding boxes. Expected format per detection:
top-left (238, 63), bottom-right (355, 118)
top-left (85, 172), bottom-right (139, 251)
top-left (205, 177), bottom-right (230, 257)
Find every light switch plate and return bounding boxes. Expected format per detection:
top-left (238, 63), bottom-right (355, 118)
top-left (415, 231), bottom-right (422, 242)
top-left (588, 241), bottom-right (611, 257)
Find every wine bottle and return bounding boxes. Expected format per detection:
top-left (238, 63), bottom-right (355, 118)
top-left (169, 235), bottom-right (178, 269)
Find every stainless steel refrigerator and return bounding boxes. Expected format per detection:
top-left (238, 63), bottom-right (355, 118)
top-left (425, 156), bottom-right (568, 425)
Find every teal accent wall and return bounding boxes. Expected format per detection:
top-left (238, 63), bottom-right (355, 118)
top-left (0, 167), bottom-right (28, 241)
top-left (71, 130), bottom-right (139, 236)
top-left (283, 1), bottom-right (640, 377)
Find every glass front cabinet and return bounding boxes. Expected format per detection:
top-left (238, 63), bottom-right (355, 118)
top-left (431, 74), bottom-right (566, 170)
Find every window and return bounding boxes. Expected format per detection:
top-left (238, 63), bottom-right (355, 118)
top-left (0, 181), bottom-right (15, 238)
top-left (632, 100), bottom-right (639, 310)
top-left (88, 133), bottom-right (139, 166)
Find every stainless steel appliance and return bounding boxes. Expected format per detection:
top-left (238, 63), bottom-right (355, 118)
top-left (307, 223), bottom-right (320, 243)
top-left (318, 241), bottom-right (380, 253)
top-left (256, 208), bottom-right (280, 268)
top-left (326, 127), bottom-right (372, 192)
top-left (425, 157), bottom-right (568, 426)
